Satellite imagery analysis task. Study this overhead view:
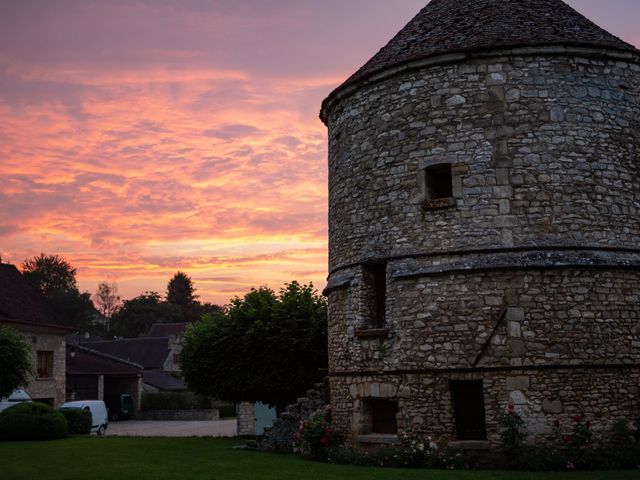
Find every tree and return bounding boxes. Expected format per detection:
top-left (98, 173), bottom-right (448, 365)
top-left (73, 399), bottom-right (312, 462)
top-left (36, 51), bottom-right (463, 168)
top-left (180, 281), bottom-right (327, 411)
top-left (166, 272), bottom-right (197, 308)
top-left (21, 254), bottom-right (97, 334)
top-left (21, 254), bottom-right (77, 297)
top-left (93, 282), bottom-right (122, 333)
top-left (166, 271), bottom-right (208, 322)
top-left (110, 292), bottom-right (184, 338)
top-left (0, 325), bottom-right (32, 399)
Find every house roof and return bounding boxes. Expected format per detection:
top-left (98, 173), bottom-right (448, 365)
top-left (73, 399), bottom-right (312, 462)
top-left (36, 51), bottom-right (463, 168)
top-left (83, 337), bottom-right (170, 370)
top-left (142, 371), bottom-right (187, 391)
top-left (147, 322), bottom-right (190, 337)
top-left (0, 263), bottom-right (72, 331)
top-left (323, 0), bottom-right (639, 115)
top-left (67, 344), bottom-right (143, 376)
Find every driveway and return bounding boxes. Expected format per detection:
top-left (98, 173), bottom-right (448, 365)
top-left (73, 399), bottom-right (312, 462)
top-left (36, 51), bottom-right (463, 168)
top-left (106, 419), bottom-right (237, 437)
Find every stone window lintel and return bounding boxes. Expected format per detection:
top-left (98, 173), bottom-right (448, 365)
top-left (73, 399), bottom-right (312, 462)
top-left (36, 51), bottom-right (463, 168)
top-left (354, 328), bottom-right (390, 339)
top-left (356, 434), bottom-right (399, 445)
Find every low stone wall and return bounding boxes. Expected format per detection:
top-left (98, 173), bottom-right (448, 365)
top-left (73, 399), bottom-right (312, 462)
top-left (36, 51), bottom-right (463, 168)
top-left (137, 409), bottom-right (219, 421)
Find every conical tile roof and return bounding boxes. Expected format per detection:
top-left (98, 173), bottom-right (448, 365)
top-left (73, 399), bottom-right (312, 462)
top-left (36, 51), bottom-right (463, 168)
top-left (334, 0), bottom-right (637, 97)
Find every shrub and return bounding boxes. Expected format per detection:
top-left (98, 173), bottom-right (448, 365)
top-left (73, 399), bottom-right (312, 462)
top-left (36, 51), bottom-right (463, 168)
top-left (497, 404), bottom-right (526, 465)
top-left (0, 402), bottom-right (68, 441)
top-left (141, 392), bottom-right (213, 411)
top-left (214, 402), bottom-right (237, 418)
top-left (295, 407), bottom-right (342, 461)
top-left (60, 408), bottom-right (91, 435)
top-left (563, 414), bottom-right (594, 469)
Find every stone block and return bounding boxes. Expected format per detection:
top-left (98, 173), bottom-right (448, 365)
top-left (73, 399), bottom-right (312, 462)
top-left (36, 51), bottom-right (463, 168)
top-left (508, 321), bottom-right (522, 338)
top-left (542, 399), bottom-right (564, 414)
top-left (509, 390), bottom-right (527, 406)
top-left (370, 383), bottom-right (381, 398)
top-left (508, 339), bottom-right (526, 356)
top-left (506, 376), bottom-right (530, 391)
top-left (506, 307), bottom-right (525, 322)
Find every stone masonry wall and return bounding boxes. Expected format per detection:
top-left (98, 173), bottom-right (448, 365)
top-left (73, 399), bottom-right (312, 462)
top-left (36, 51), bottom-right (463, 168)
top-left (329, 268), bottom-right (640, 374)
top-left (237, 402), bottom-right (255, 436)
top-left (330, 368), bottom-right (640, 446)
top-left (12, 327), bottom-right (67, 407)
top-left (325, 50), bottom-right (640, 446)
top-left (326, 53), bottom-right (640, 271)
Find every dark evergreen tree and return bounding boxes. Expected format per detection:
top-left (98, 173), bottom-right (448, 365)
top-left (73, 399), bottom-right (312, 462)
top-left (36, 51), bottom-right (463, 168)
top-left (166, 272), bottom-right (197, 308)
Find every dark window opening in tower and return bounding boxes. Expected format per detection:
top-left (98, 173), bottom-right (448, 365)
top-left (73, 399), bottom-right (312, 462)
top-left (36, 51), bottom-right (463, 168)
top-left (367, 399), bottom-right (399, 434)
top-left (364, 263), bottom-right (386, 328)
top-left (425, 163), bottom-right (453, 200)
top-left (450, 380), bottom-right (487, 441)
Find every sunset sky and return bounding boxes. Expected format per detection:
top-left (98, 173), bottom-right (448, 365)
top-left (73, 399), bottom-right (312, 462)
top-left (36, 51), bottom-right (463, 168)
top-left (1, 0), bottom-right (639, 305)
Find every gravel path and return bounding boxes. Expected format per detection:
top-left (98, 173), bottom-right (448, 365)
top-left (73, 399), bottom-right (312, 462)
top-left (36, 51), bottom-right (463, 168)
top-left (106, 419), bottom-right (237, 437)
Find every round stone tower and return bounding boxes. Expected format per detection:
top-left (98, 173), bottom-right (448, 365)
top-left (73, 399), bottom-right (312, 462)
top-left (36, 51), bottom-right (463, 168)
top-left (321, 0), bottom-right (640, 447)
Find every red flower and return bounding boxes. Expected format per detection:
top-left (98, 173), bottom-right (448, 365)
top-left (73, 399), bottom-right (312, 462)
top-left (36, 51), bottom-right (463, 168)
top-left (298, 424), bottom-right (305, 434)
top-left (508, 404), bottom-right (514, 411)
top-left (320, 436), bottom-right (329, 446)
top-left (574, 415), bottom-right (582, 423)
top-left (553, 420), bottom-right (560, 427)
top-left (326, 426), bottom-right (334, 433)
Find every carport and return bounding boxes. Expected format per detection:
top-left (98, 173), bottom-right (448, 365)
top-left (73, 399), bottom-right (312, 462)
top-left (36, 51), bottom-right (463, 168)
top-left (66, 344), bottom-right (143, 412)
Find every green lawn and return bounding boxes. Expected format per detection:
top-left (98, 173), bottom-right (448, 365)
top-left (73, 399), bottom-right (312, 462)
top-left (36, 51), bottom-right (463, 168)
top-left (0, 437), bottom-right (636, 480)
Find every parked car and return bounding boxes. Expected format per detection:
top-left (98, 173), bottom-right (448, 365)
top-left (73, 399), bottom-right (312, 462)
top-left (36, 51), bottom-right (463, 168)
top-left (104, 393), bottom-right (134, 421)
top-left (0, 389), bottom-right (32, 413)
top-left (60, 400), bottom-right (108, 435)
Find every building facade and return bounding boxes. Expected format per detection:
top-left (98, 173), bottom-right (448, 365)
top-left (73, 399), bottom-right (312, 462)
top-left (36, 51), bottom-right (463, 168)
top-left (0, 264), bottom-right (71, 407)
top-left (321, 0), bottom-right (640, 446)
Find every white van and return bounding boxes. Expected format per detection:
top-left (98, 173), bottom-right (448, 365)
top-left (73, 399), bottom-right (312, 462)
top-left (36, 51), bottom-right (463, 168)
top-left (0, 389), bottom-right (32, 413)
top-left (60, 400), bottom-right (108, 435)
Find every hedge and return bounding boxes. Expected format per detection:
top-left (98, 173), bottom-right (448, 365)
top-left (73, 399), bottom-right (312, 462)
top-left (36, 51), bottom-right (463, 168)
top-left (216, 403), bottom-right (237, 418)
top-left (0, 402), bottom-right (68, 441)
top-left (141, 392), bottom-right (214, 411)
top-left (60, 408), bottom-right (92, 435)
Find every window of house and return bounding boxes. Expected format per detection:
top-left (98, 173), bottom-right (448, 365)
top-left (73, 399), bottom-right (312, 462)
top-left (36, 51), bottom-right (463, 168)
top-left (362, 399), bottom-right (399, 435)
top-left (37, 351), bottom-right (54, 379)
top-left (450, 380), bottom-right (487, 440)
top-left (363, 263), bottom-right (386, 328)
top-left (371, 399), bottom-right (399, 434)
top-left (424, 163), bottom-right (453, 201)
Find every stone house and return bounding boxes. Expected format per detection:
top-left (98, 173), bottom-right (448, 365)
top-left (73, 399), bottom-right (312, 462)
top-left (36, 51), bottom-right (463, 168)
top-left (321, 0), bottom-right (640, 448)
top-left (0, 263), bottom-right (73, 407)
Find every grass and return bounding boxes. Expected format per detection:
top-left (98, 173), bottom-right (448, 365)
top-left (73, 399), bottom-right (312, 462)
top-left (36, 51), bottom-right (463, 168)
top-left (0, 437), bottom-right (637, 480)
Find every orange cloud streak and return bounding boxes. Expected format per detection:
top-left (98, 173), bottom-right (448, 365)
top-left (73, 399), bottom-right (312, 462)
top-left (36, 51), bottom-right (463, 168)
top-left (0, 56), bottom-right (332, 304)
